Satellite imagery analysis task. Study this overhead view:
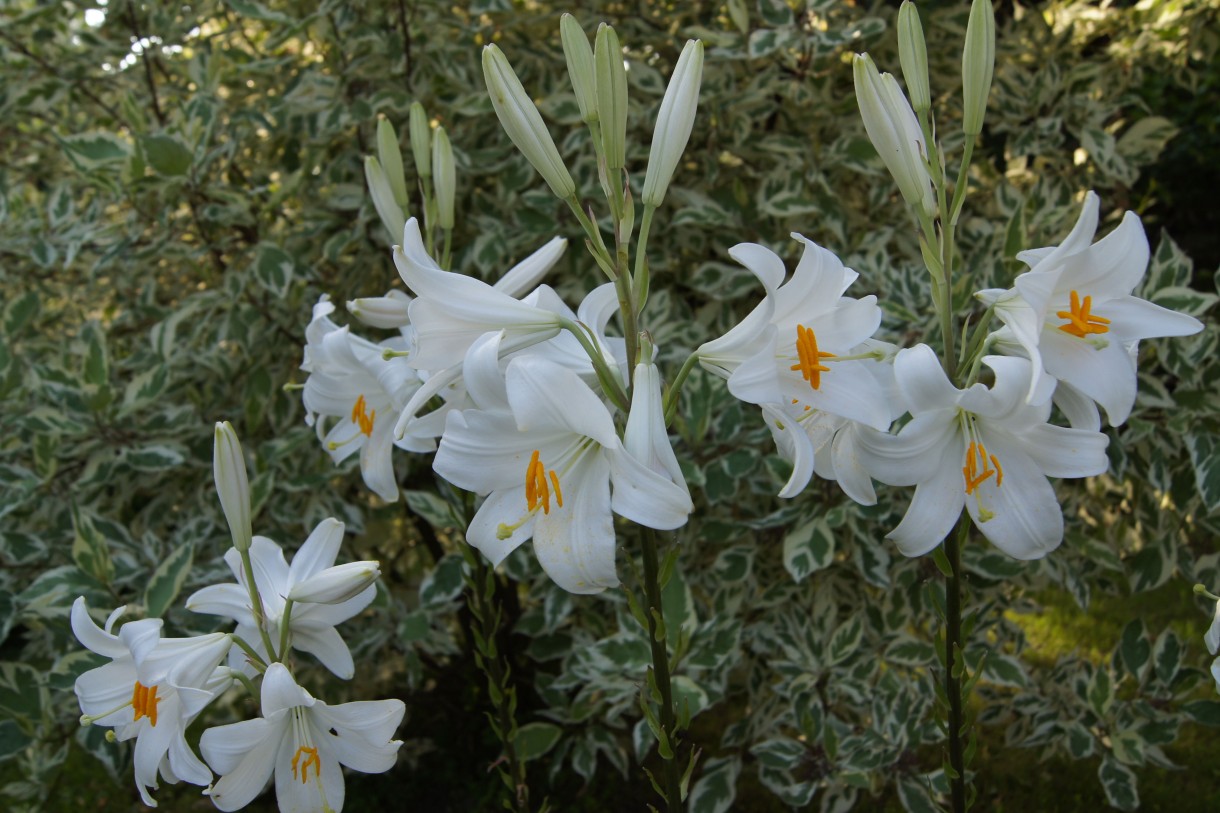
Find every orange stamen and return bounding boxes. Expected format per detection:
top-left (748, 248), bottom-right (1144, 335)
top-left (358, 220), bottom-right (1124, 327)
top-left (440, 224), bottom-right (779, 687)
top-left (525, 451), bottom-right (562, 515)
top-left (1055, 290), bottom-right (1110, 338)
top-left (350, 395), bottom-right (376, 437)
top-left (131, 682), bottom-right (159, 727)
top-left (962, 441), bottom-right (1003, 495)
top-left (292, 746), bottom-right (321, 783)
top-left (789, 324), bottom-right (836, 390)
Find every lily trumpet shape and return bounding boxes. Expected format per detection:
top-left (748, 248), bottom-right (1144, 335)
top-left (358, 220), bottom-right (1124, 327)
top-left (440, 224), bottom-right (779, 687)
top-left (72, 598), bottom-right (233, 806)
top-left (698, 235), bottom-right (893, 433)
top-left (201, 663), bottom-right (404, 813)
top-left (433, 356), bottom-right (691, 594)
top-left (977, 192), bottom-right (1203, 426)
top-left (186, 518), bottom-right (375, 679)
top-left (855, 345), bottom-right (1110, 559)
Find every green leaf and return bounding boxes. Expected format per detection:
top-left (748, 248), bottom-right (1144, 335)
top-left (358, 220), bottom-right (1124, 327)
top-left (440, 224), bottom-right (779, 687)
top-left (142, 134), bottom-right (193, 176)
top-left (71, 504), bottom-right (114, 585)
top-left (80, 321), bottom-right (108, 387)
top-left (1087, 667), bottom-right (1113, 718)
top-left (1098, 755), bottom-right (1139, 811)
top-left (896, 776), bottom-right (940, 813)
top-left (687, 756), bottom-right (741, 813)
top-left (252, 243), bottom-right (295, 297)
top-left (3, 292), bottom-right (39, 336)
top-left (59, 131), bottom-right (131, 168)
top-left (1063, 721), bottom-right (1095, 759)
top-left (981, 653), bottom-right (1028, 688)
top-left (404, 490), bottom-right (461, 530)
top-left (827, 614), bottom-right (864, 666)
top-left (782, 517), bottom-right (835, 583)
top-left (757, 0), bottom-right (793, 27)
top-left (1118, 619), bottom-right (1150, 682)
top-left (1184, 430), bottom-right (1220, 513)
top-left (123, 444), bottom-right (186, 472)
top-left (1150, 285), bottom-right (1217, 316)
top-left (0, 719), bottom-right (31, 763)
top-left (419, 554), bottom-right (465, 608)
top-left (144, 541), bottom-right (195, 617)
top-left (1182, 700), bottom-right (1220, 727)
top-left (514, 722), bottom-right (562, 762)
top-left (0, 663), bottom-right (44, 721)
top-left (1151, 629), bottom-right (1181, 687)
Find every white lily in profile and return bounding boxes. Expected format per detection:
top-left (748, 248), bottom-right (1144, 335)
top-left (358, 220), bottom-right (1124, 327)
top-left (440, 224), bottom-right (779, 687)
top-left (855, 344), bottom-right (1110, 559)
top-left (698, 235), bottom-right (892, 432)
top-left (186, 518), bottom-right (377, 679)
top-left (72, 598), bottom-right (233, 806)
top-left (433, 356), bottom-right (691, 594)
top-left (201, 663), bottom-right (404, 813)
top-left (301, 295), bottom-right (432, 501)
top-left (977, 191), bottom-right (1203, 426)
top-left (393, 217), bottom-right (567, 371)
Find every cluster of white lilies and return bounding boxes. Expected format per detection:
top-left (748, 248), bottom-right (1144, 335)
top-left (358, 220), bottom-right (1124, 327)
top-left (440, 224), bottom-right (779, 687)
top-left (71, 4), bottom-right (1208, 811)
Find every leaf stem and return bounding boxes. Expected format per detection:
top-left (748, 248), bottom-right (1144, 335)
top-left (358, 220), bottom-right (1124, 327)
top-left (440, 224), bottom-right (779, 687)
top-left (639, 526), bottom-right (682, 811)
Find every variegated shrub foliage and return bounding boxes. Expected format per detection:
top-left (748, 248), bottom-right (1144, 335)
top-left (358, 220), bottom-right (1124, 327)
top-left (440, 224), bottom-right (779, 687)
top-left (1, 0), bottom-right (1217, 811)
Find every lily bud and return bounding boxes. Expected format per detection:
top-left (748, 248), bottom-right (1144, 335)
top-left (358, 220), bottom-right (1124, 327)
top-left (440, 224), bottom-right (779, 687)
top-left (213, 422), bottom-right (251, 553)
top-left (409, 102), bottom-right (431, 178)
top-left (897, 2), bottom-right (931, 114)
top-left (852, 53), bottom-right (936, 218)
top-left (432, 126), bottom-right (455, 230)
top-left (482, 44), bottom-right (576, 199)
top-left (364, 156), bottom-right (407, 243)
top-left (594, 24), bottom-right (628, 170)
top-left (642, 39), bottom-right (704, 208)
top-left (348, 289), bottom-right (412, 329)
top-left (560, 13), bottom-right (598, 125)
top-left (288, 561), bottom-right (381, 605)
top-left (962, 0), bottom-right (995, 136)
top-left (376, 118), bottom-right (409, 208)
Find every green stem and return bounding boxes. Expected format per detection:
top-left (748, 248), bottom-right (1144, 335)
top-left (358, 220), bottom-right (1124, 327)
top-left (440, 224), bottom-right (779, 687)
top-left (944, 519), bottom-right (969, 813)
top-left (239, 551), bottom-right (279, 662)
top-left (230, 669), bottom-right (260, 703)
top-left (640, 526), bottom-right (682, 811)
top-left (231, 634), bottom-right (269, 673)
top-left (277, 599), bottom-right (295, 663)
top-left (633, 204), bottom-right (656, 319)
top-left (559, 317), bottom-right (629, 412)
top-left (662, 352), bottom-right (700, 425)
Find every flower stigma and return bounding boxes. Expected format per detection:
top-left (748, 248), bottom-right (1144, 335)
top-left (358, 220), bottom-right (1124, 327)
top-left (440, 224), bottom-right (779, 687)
top-left (1056, 290), bottom-right (1110, 338)
top-left (351, 395), bottom-right (376, 437)
top-left (790, 324), bottom-right (836, 390)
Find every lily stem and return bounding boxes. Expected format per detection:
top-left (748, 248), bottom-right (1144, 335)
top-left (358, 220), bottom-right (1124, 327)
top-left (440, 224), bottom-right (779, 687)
top-left (945, 519), bottom-right (968, 813)
top-left (239, 550), bottom-right (280, 662)
top-left (640, 526), bottom-right (682, 811)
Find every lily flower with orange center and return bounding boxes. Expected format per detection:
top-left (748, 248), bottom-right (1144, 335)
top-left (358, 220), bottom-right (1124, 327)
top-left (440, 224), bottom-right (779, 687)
top-left (697, 234), bottom-right (891, 432)
top-left (201, 663), bottom-right (404, 813)
top-left (72, 598), bottom-right (233, 806)
top-left (433, 355), bottom-right (691, 594)
top-left (853, 345), bottom-right (1110, 559)
top-left (977, 191), bottom-right (1202, 426)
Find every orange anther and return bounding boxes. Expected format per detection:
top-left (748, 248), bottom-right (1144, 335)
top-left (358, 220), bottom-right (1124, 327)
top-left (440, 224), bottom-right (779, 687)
top-left (292, 746), bottom-right (321, 783)
top-left (131, 682), bottom-right (160, 727)
top-left (1056, 290), bottom-right (1110, 338)
top-left (351, 395), bottom-right (376, 437)
top-left (963, 441), bottom-right (1002, 495)
top-left (789, 324), bottom-right (836, 390)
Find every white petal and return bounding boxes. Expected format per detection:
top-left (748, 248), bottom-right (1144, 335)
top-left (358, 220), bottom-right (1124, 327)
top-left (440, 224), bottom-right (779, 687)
top-left (1040, 327), bottom-right (1136, 426)
top-left (76, 659), bottom-right (137, 723)
top-left (506, 356), bottom-right (618, 446)
top-left (1052, 381), bottom-right (1102, 431)
top-left (1098, 295), bottom-right (1204, 343)
top-left (466, 489), bottom-right (537, 567)
top-left (310, 699), bottom-right (405, 774)
top-left (434, 408), bottom-right (545, 495)
top-left (132, 701), bottom-right (177, 805)
top-left (294, 624), bottom-right (357, 680)
top-left (854, 412), bottom-right (958, 487)
top-left (887, 462), bottom-right (966, 556)
top-left (1204, 600), bottom-right (1220, 656)
top-left (727, 242), bottom-right (787, 294)
top-left (533, 454), bottom-right (619, 594)
top-left (287, 518), bottom-right (345, 589)
top-left (274, 729), bottom-right (344, 813)
top-left (493, 236), bottom-right (567, 298)
top-left (359, 410), bottom-right (401, 502)
top-left (608, 445), bottom-right (693, 530)
top-left (1021, 423), bottom-right (1109, 478)
top-left (185, 583), bottom-right (255, 627)
top-left (762, 403), bottom-right (815, 498)
top-left (463, 331), bottom-right (510, 410)
top-left (201, 717), bottom-right (280, 812)
top-left (1058, 209), bottom-right (1148, 298)
top-left (71, 597), bottom-right (129, 659)
top-left (893, 344), bottom-right (958, 414)
top-left (260, 663), bottom-right (315, 716)
top-left (831, 425), bottom-right (878, 506)
top-left (966, 430), bottom-right (1064, 560)
top-left (167, 722), bottom-right (213, 787)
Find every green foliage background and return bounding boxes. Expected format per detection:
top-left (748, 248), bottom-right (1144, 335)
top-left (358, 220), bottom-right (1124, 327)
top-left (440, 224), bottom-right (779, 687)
top-left (1, 0), bottom-right (1217, 811)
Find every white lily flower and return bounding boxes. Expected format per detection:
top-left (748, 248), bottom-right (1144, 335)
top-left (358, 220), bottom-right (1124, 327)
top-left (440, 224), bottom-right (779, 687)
top-left (347, 288), bottom-right (412, 330)
top-left (363, 155), bottom-right (406, 244)
top-left (393, 218), bottom-right (566, 371)
top-left (301, 295), bottom-right (432, 501)
top-left (288, 560), bottom-right (381, 605)
top-left (186, 518), bottom-right (375, 679)
top-left (433, 356), bottom-right (690, 594)
top-left (697, 235), bottom-right (893, 432)
top-left (855, 345), bottom-right (1110, 559)
top-left (642, 39), bottom-right (704, 207)
top-left (72, 598), bottom-right (233, 806)
top-left (853, 53), bottom-right (935, 218)
top-left (201, 663), bottom-right (404, 813)
top-left (977, 192), bottom-right (1203, 426)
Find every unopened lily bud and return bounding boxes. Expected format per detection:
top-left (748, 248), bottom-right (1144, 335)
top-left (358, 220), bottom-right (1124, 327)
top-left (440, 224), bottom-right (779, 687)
top-left (594, 24), bottom-right (628, 170)
top-left (482, 44), bottom-right (576, 199)
top-left (376, 118), bottom-right (409, 207)
top-left (409, 102), bottom-right (431, 178)
top-left (288, 561), bottom-right (381, 605)
top-left (962, 0), bottom-right (995, 136)
top-left (561, 14), bottom-right (598, 125)
top-left (213, 422), bottom-right (251, 553)
top-left (364, 156), bottom-right (407, 243)
top-left (853, 53), bottom-right (936, 218)
top-left (432, 126), bottom-right (455, 230)
top-left (642, 39), bottom-right (704, 208)
top-left (897, 2), bottom-right (930, 114)
top-left (348, 289), bottom-right (412, 329)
